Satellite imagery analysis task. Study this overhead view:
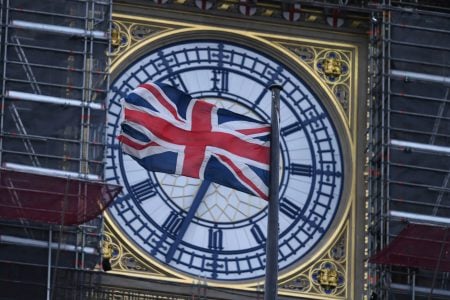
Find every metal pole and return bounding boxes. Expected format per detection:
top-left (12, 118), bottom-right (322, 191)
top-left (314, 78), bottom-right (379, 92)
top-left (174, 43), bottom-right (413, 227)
top-left (264, 84), bottom-right (282, 300)
top-left (428, 228), bottom-right (449, 300)
top-left (47, 228), bottom-right (52, 300)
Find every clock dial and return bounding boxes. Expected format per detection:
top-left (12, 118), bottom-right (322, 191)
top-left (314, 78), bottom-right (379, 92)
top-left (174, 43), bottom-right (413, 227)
top-left (106, 39), bottom-right (345, 281)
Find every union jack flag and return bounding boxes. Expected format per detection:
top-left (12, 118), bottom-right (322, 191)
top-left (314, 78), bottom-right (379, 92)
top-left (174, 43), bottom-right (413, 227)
top-left (118, 82), bottom-right (270, 200)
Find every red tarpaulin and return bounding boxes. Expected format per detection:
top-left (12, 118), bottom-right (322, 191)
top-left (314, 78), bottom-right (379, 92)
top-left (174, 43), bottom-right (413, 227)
top-left (0, 168), bottom-right (122, 225)
top-left (370, 223), bottom-right (450, 272)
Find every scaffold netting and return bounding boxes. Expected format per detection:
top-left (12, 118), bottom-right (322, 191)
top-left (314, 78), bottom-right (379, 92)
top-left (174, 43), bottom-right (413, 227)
top-left (370, 223), bottom-right (450, 272)
top-left (0, 169), bottom-right (121, 225)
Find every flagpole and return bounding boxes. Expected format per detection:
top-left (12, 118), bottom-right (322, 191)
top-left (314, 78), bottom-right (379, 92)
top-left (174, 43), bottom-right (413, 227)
top-left (264, 84), bottom-right (282, 300)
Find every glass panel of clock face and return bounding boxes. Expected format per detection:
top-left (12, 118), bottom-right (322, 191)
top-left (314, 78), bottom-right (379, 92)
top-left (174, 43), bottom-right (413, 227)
top-left (106, 40), bottom-right (344, 281)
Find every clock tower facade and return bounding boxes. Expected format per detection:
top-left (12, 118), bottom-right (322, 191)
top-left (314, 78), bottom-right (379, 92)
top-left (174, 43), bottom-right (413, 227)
top-left (105, 2), bottom-right (368, 299)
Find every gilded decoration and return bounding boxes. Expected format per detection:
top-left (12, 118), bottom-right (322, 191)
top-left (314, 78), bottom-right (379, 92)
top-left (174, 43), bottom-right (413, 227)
top-left (103, 224), bottom-right (169, 276)
top-left (280, 225), bottom-right (348, 299)
top-left (109, 21), bottom-right (170, 63)
top-left (282, 43), bottom-right (352, 117)
top-left (312, 261), bottom-right (345, 295)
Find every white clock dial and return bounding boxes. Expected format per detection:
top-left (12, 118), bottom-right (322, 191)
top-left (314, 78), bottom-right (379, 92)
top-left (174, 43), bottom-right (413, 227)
top-left (106, 39), bottom-right (345, 281)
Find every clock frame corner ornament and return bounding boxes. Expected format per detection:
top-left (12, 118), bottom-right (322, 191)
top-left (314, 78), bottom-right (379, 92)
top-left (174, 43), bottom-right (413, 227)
top-left (105, 29), bottom-right (352, 285)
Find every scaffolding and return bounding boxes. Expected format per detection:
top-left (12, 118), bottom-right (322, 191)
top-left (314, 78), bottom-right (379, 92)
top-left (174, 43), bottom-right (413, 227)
top-left (0, 0), bottom-right (120, 299)
top-left (2, 0), bottom-right (450, 299)
top-left (368, 1), bottom-right (450, 299)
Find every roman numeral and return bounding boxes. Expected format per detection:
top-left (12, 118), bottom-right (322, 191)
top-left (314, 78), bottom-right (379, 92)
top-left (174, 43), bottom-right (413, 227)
top-left (208, 228), bottom-right (223, 250)
top-left (290, 163), bottom-right (313, 177)
top-left (250, 224), bottom-right (266, 244)
top-left (130, 180), bottom-right (157, 203)
top-left (280, 198), bottom-right (301, 219)
top-left (168, 74), bottom-right (188, 93)
top-left (211, 70), bottom-right (229, 92)
top-left (113, 193), bottom-right (131, 208)
top-left (162, 212), bottom-right (183, 235)
top-left (281, 122), bottom-right (302, 136)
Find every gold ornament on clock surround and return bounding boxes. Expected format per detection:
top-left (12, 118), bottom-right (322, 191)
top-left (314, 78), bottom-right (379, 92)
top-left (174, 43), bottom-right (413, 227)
top-left (104, 224), bottom-right (171, 277)
top-left (281, 43), bottom-right (352, 117)
top-left (109, 20), bottom-right (170, 61)
top-left (279, 224), bottom-right (348, 299)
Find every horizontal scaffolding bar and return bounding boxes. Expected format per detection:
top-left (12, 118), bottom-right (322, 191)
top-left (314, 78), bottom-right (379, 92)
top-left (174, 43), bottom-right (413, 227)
top-left (5, 77), bottom-right (84, 91)
top-left (10, 20), bottom-right (108, 40)
top-left (390, 139), bottom-right (450, 155)
top-left (1, 133), bottom-right (105, 148)
top-left (0, 235), bottom-right (96, 254)
top-left (389, 108), bottom-right (450, 122)
top-left (7, 60), bottom-right (85, 74)
top-left (389, 210), bottom-right (450, 226)
top-left (390, 91), bottom-right (450, 105)
top-left (274, 0), bottom-right (382, 13)
top-left (388, 39), bottom-right (450, 52)
top-left (3, 162), bottom-right (101, 181)
top-left (391, 283), bottom-right (450, 297)
top-left (9, 7), bottom-right (90, 21)
top-left (6, 58), bottom-right (108, 76)
top-left (390, 21), bottom-right (450, 35)
top-left (0, 220), bottom-right (101, 231)
top-left (389, 2), bottom-right (450, 17)
top-left (390, 197), bottom-right (450, 210)
top-left (5, 41), bottom-right (86, 55)
top-left (389, 161), bottom-right (450, 174)
top-left (391, 70), bottom-right (450, 85)
top-left (389, 56), bottom-right (450, 70)
top-left (1, 149), bottom-right (104, 166)
top-left (389, 126), bottom-right (450, 139)
top-left (6, 90), bottom-right (104, 110)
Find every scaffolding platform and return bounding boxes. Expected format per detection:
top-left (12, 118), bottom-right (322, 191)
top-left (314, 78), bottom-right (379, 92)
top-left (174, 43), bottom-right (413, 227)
top-left (0, 167), bottom-right (121, 225)
top-left (370, 223), bottom-right (450, 272)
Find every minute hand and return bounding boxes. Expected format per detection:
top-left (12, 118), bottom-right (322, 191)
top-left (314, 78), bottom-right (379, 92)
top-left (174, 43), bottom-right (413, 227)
top-left (165, 180), bottom-right (211, 263)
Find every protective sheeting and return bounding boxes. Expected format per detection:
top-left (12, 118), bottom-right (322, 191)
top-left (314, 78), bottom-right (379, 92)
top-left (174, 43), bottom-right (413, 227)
top-left (386, 8), bottom-right (450, 221)
top-left (0, 168), bottom-right (121, 225)
top-left (389, 147), bottom-right (450, 218)
top-left (390, 10), bottom-right (450, 77)
top-left (370, 223), bottom-right (450, 272)
top-left (2, 100), bottom-right (105, 176)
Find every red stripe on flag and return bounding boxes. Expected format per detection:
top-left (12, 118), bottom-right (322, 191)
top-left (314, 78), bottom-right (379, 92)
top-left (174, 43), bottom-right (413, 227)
top-left (118, 135), bottom-right (159, 150)
top-left (217, 154), bottom-right (268, 200)
top-left (237, 126), bottom-right (270, 135)
top-left (182, 100), bottom-right (213, 177)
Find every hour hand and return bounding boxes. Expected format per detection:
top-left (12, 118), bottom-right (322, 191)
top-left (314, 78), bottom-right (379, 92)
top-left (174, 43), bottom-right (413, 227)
top-left (165, 180), bottom-right (211, 263)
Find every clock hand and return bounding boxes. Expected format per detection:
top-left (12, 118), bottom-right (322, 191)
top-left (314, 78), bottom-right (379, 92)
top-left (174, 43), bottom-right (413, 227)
top-left (165, 179), bottom-right (212, 263)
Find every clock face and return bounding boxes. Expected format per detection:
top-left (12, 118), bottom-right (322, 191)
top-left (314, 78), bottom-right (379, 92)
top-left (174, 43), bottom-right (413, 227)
top-left (106, 39), bottom-right (345, 281)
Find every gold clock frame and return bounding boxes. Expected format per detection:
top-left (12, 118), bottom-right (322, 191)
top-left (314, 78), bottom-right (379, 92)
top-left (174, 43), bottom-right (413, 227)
top-left (105, 10), bottom-right (366, 300)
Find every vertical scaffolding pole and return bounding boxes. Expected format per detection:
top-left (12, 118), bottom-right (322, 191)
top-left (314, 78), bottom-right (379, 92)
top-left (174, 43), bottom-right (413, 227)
top-left (47, 228), bottom-right (53, 300)
top-left (0, 0), bottom-right (10, 166)
top-left (380, 2), bottom-right (391, 298)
